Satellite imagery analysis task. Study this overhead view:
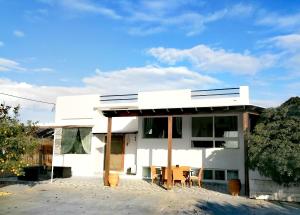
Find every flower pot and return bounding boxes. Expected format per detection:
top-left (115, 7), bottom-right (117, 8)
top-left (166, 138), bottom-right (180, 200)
top-left (228, 179), bottom-right (241, 196)
top-left (108, 172), bottom-right (119, 187)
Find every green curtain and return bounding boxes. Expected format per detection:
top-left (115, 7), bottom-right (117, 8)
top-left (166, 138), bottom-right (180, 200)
top-left (144, 118), bottom-right (154, 136)
top-left (61, 128), bottom-right (77, 154)
top-left (79, 128), bottom-right (92, 153)
top-left (175, 117), bottom-right (182, 137)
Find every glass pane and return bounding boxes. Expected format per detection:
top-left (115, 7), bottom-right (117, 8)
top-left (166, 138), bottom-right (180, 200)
top-left (192, 117), bottom-right (213, 137)
top-left (203, 170), bottom-right (213, 180)
top-left (215, 116), bottom-right (238, 138)
top-left (215, 170), bottom-right (225, 180)
top-left (215, 140), bottom-right (238, 148)
top-left (143, 117), bottom-right (182, 138)
top-left (227, 170), bottom-right (239, 180)
top-left (192, 141), bottom-right (213, 148)
top-left (173, 117), bottom-right (182, 138)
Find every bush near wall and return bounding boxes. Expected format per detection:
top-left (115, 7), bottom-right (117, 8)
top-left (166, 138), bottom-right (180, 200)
top-left (248, 97), bottom-right (300, 185)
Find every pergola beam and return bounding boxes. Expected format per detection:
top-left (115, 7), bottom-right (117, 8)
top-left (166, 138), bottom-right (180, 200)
top-left (104, 117), bottom-right (112, 186)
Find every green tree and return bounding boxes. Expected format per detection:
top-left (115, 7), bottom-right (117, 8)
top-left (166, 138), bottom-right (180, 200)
top-left (248, 97), bottom-right (300, 185)
top-left (0, 103), bottom-right (39, 176)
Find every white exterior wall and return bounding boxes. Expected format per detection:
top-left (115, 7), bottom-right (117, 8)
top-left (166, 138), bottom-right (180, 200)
top-left (249, 170), bottom-right (300, 202)
top-left (52, 94), bottom-right (138, 176)
top-left (136, 113), bottom-right (245, 184)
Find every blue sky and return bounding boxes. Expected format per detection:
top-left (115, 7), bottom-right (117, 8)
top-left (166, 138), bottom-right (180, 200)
top-left (0, 0), bottom-right (299, 122)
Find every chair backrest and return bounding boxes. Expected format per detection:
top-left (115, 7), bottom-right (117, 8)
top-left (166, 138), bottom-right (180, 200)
top-left (173, 167), bottom-right (184, 180)
top-left (162, 167), bottom-right (172, 180)
top-left (180, 166), bottom-right (191, 172)
top-left (150, 166), bottom-right (157, 178)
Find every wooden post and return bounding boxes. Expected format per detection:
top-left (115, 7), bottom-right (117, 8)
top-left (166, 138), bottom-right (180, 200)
top-left (167, 116), bottom-right (173, 190)
top-left (104, 117), bottom-right (112, 186)
top-left (243, 112), bottom-right (250, 196)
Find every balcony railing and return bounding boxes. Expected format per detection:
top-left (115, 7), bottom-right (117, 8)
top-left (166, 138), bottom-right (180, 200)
top-left (100, 87), bottom-right (240, 103)
top-left (100, 93), bottom-right (138, 103)
top-left (191, 87), bottom-right (239, 98)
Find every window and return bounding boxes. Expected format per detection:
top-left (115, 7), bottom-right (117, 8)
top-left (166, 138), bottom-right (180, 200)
top-left (203, 169), bottom-right (213, 180)
top-left (192, 141), bottom-right (213, 148)
top-left (227, 170), bottom-right (239, 180)
top-left (61, 127), bottom-right (92, 154)
top-left (215, 116), bottom-right (238, 138)
top-left (192, 117), bottom-right (213, 137)
top-left (143, 117), bottom-right (182, 138)
top-left (191, 115), bottom-right (239, 148)
top-left (215, 170), bottom-right (225, 180)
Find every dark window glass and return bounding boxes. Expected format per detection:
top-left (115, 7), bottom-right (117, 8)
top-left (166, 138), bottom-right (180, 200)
top-left (215, 170), bottom-right (225, 180)
top-left (143, 117), bottom-right (182, 138)
top-left (203, 170), bottom-right (213, 180)
top-left (192, 141), bottom-right (213, 148)
top-left (227, 170), bottom-right (239, 180)
top-left (192, 117), bottom-right (213, 137)
top-left (215, 116), bottom-right (238, 138)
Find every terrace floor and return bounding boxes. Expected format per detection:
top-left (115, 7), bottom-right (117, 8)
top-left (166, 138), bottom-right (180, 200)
top-left (1, 177), bottom-right (300, 215)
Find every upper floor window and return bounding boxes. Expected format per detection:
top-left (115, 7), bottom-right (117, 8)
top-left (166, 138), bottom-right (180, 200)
top-left (191, 115), bottom-right (239, 148)
top-left (143, 117), bottom-right (182, 138)
top-left (61, 127), bottom-right (92, 154)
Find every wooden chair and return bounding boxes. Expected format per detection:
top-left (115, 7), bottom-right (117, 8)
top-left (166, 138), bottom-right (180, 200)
top-left (190, 167), bottom-right (204, 187)
top-left (172, 167), bottom-right (186, 187)
top-left (180, 166), bottom-right (191, 186)
top-left (161, 167), bottom-right (169, 184)
top-left (150, 166), bottom-right (160, 184)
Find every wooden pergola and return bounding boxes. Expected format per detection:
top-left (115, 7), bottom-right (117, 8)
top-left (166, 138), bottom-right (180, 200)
top-left (102, 105), bottom-right (263, 191)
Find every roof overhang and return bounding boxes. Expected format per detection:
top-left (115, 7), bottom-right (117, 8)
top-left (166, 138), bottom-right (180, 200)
top-left (101, 105), bottom-right (264, 117)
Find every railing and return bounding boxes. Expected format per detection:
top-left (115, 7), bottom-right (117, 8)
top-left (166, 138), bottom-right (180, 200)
top-left (100, 87), bottom-right (240, 103)
top-left (191, 87), bottom-right (239, 98)
top-left (100, 93), bottom-right (138, 102)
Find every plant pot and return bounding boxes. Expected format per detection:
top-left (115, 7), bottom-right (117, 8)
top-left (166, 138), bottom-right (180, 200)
top-left (228, 179), bottom-right (241, 196)
top-left (108, 172), bottom-right (119, 187)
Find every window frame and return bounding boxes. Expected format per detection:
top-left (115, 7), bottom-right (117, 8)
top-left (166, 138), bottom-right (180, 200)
top-left (201, 169), bottom-right (239, 182)
top-left (142, 116), bottom-right (183, 139)
top-left (191, 114), bottom-right (240, 149)
top-left (60, 127), bottom-right (92, 154)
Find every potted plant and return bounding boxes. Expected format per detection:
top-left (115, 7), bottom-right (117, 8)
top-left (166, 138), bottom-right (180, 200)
top-left (228, 179), bottom-right (241, 196)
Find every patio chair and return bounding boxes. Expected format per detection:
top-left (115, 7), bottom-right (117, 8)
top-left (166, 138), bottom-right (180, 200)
top-left (172, 167), bottom-right (186, 187)
top-left (150, 166), bottom-right (160, 184)
top-left (190, 167), bottom-right (204, 187)
top-left (180, 166), bottom-right (192, 186)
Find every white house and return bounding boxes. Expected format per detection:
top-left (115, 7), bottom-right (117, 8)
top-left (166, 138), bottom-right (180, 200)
top-left (50, 86), bottom-right (262, 194)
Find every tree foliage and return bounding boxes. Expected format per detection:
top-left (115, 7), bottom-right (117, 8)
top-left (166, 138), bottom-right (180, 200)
top-left (0, 103), bottom-right (39, 176)
top-left (248, 97), bottom-right (300, 185)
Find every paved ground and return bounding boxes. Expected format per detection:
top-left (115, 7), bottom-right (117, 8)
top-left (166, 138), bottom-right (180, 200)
top-left (1, 177), bottom-right (300, 215)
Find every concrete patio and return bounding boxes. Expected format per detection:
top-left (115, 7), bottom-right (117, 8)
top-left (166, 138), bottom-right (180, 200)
top-left (1, 177), bottom-right (300, 215)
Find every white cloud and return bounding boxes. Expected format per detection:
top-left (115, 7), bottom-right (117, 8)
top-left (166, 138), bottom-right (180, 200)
top-left (256, 12), bottom-right (300, 29)
top-left (0, 58), bottom-right (25, 72)
top-left (148, 45), bottom-right (275, 75)
top-left (0, 41), bottom-right (4, 47)
top-left (13, 30), bottom-right (25, 37)
top-left (267, 34), bottom-right (300, 52)
top-left (40, 0), bottom-right (121, 19)
top-left (126, 3), bottom-right (253, 36)
top-left (83, 65), bottom-right (219, 94)
top-left (32, 67), bottom-right (55, 73)
top-left (37, 0), bottom-right (253, 36)
top-left (0, 57), bottom-right (56, 73)
top-left (0, 65), bottom-right (219, 122)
